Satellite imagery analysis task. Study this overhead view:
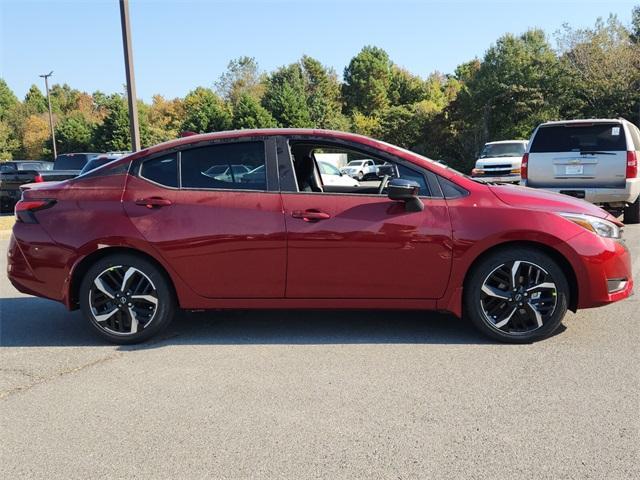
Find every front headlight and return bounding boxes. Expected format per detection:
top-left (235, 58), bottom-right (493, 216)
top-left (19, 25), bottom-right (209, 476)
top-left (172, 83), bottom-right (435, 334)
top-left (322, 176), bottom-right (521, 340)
top-left (558, 212), bottom-right (622, 239)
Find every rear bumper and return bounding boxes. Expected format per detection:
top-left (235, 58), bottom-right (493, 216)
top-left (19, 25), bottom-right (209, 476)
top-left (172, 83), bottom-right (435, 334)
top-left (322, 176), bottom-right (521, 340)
top-left (473, 174), bottom-right (521, 184)
top-left (523, 178), bottom-right (640, 205)
top-left (562, 232), bottom-right (634, 309)
top-left (6, 225), bottom-right (71, 305)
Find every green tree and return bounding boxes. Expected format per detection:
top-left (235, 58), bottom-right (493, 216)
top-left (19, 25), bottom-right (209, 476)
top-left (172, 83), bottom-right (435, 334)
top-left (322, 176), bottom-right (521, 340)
top-left (232, 93), bottom-right (277, 129)
top-left (343, 46), bottom-right (393, 115)
top-left (216, 56), bottom-right (265, 105)
top-left (631, 5), bottom-right (640, 43)
top-left (262, 64), bottom-right (312, 127)
top-left (93, 94), bottom-right (132, 151)
top-left (181, 87), bottom-right (232, 133)
top-left (55, 112), bottom-right (95, 153)
top-left (556, 15), bottom-right (640, 121)
top-left (0, 79), bottom-right (19, 120)
top-left (301, 55), bottom-right (349, 129)
top-left (49, 83), bottom-right (81, 115)
top-left (23, 84), bottom-right (48, 115)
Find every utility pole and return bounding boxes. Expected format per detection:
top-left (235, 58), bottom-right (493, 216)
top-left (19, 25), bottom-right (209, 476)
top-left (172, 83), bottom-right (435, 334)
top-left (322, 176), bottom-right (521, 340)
top-left (39, 71), bottom-right (57, 159)
top-left (119, 0), bottom-right (141, 151)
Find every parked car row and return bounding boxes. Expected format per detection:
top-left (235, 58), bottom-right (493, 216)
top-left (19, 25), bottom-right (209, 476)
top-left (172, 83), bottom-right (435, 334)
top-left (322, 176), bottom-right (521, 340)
top-left (1, 152), bottom-right (129, 212)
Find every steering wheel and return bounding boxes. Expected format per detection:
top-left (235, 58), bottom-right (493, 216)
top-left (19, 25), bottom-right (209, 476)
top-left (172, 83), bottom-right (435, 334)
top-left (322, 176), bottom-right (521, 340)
top-left (378, 175), bottom-right (391, 195)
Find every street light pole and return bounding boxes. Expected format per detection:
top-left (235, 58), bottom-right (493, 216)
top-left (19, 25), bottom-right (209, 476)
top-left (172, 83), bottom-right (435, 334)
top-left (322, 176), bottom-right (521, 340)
top-left (119, 0), bottom-right (141, 152)
top-left (39, 71), bottom-right (57, 159)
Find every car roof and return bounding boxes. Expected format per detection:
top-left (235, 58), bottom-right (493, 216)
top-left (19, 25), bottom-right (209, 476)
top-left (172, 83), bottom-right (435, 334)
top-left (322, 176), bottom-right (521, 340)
top-left (115, 128), bottom-right (456, 179)
top-left (539, 118), bottom-right (626, 127)
top-left (485, 140), bottom-right (528, 145)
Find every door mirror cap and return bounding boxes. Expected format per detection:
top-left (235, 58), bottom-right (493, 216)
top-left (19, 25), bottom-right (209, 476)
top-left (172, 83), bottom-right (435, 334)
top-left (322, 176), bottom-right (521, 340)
top-left (387, 178), bottom-right (424, 212)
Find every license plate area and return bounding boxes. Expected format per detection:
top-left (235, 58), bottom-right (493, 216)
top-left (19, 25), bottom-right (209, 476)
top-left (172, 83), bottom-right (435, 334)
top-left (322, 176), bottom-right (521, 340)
top-left (565, 165), bottom-right (584, 175)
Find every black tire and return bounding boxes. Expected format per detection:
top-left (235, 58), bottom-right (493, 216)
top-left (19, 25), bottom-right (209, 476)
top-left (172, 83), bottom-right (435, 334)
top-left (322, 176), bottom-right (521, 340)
top-left (79, 253), bottom-right (176, 344)
top-left (623, 197), bottom-right (640, 224)
top-left (464, 247), bottom-right (569, 343)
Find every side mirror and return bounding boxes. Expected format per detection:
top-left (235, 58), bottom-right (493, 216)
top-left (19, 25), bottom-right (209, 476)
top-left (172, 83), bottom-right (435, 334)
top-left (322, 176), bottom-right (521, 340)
top-left (387, 178), bottom-right (424, 212)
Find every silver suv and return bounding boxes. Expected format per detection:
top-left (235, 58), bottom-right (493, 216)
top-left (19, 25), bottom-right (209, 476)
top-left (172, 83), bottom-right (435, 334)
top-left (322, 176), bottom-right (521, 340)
top-left (522, 118), bottom-right (640, 224)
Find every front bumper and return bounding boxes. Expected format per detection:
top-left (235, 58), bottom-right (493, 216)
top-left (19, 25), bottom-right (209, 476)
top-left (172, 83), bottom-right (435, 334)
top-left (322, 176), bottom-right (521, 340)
top-left (562, 231), bottom-right (634, 309)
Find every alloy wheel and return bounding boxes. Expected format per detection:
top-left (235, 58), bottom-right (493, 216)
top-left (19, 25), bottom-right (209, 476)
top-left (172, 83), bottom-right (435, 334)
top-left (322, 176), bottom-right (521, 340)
top-left (480, 260), bottom-right (558, 335)
top-left (89, 265), bottom-right (159, 335)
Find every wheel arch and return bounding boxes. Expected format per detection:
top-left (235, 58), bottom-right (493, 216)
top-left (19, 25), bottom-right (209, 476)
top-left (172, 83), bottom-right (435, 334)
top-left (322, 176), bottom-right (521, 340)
top-left (68, 246), bottom-right (179, 310)
top-left (462, 240), bottom-right (579, 313)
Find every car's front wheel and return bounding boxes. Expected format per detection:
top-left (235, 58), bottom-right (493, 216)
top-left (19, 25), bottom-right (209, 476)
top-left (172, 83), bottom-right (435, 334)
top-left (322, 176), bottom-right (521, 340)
top-left (79, 253), bottom-right (176, 344)
top-left (464, 248), bottom-right (569, 343)
top-left (357, 171), bottom-right (364, 181)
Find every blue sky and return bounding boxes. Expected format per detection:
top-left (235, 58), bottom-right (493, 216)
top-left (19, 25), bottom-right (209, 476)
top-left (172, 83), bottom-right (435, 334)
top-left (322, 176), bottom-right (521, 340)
top-left (1, 0), bottom-right (637, 101)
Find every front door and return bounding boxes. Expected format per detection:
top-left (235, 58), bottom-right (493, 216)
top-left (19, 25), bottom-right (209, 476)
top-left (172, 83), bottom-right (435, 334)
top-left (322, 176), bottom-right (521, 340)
top-left (278, 138), bottom-right (452, 299)
top-left (123, 139), bottom-right (287, 298)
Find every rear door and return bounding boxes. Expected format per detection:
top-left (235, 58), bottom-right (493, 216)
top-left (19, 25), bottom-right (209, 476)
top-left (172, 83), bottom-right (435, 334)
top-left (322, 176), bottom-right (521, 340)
top-left (527, 122), bottom-right (627, 188)
top-left (123, 138), bottom-right (287, 298)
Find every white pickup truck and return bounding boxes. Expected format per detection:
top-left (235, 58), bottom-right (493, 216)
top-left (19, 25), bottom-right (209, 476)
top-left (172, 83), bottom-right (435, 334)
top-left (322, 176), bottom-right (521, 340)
top-left (471, 140), bottom-right (528, 184)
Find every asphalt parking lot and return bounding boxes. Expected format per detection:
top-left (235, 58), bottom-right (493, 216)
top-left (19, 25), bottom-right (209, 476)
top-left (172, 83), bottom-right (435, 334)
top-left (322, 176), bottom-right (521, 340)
top-left (1, 228), bottom-right (639, 479)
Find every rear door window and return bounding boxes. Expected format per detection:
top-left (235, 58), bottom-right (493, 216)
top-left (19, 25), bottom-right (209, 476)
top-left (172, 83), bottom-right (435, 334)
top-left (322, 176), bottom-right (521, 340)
top-left (530, 123), bottom-right (627, 153)
top-left (180, 141), bottom-right (266, 190)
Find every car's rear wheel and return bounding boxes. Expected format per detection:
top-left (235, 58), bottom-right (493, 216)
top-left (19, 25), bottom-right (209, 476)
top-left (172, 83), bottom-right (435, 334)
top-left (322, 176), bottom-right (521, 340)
top-left (79, 253), bottom-right (176, 344)
top-left (623, 197), bottom-right (640, 224)
top-left (464, 248), bottom-right (569, 343)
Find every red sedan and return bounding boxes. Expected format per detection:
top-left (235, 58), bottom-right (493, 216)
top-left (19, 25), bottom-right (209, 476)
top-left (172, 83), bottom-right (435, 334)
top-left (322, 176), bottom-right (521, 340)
top-left (7, 129), bottom-right (633, 344)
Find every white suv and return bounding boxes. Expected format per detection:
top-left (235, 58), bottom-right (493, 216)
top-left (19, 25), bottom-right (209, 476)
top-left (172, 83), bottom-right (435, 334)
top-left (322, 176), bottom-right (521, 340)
top-left (522, 118), bottom-right (640, 224)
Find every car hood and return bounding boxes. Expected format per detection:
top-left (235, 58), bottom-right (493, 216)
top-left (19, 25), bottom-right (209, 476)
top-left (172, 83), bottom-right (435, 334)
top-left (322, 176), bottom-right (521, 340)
top-left (488, 184), bottom-right (620, 223)
top-left (476, 156), bottom-right (522, 167)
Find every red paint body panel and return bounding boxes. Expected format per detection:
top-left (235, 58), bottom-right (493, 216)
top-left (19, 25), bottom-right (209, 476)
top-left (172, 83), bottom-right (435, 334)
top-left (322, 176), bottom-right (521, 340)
top-left (281, 192), bottom-right (452, 298)
top-left (122, 176), bottom-right (287, 298)
top-left (5, 129), bottom-right (633, 318)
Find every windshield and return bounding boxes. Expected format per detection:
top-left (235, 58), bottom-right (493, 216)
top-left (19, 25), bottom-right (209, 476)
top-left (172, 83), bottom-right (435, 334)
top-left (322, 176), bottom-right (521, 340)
top-left (347, 160), bottom-right (364, 167)
top-left (318, 162), bottom-right (340, 175)
top-left (480, 143), bottom-right (526, 158)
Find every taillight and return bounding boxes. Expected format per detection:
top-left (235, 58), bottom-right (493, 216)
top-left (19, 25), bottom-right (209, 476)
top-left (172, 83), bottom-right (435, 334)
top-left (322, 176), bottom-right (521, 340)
top-left (521, 153), bottom-right (529, 181)
top-left (34, 174), bottom-right (44, 183)
top-left (15, 199), bottom-right (56, 223)
top-left (626, 151), bottom-right (638, 179)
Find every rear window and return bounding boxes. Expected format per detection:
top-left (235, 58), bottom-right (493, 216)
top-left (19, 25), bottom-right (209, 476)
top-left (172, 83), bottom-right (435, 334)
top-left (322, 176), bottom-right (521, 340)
top-left (530, 123), bottom-right (627, 153)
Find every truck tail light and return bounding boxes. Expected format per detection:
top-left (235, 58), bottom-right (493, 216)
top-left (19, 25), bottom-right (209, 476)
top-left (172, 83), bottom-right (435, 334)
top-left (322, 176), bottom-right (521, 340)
top-left (626, 151), bottom-right (638, 179)
top-left (15, 199), bottom-right (56, 223)
top-left (521, 153), bottom-right (528, 181)
top-left (33, 173), bottom-right (44, 183)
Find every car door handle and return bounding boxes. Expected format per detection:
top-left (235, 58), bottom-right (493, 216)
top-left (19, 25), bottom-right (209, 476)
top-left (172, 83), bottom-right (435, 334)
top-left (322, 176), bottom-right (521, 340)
top-left (135, 197), bottom-right (172, 208)
top-left (291, 210), bottom-right (331, 222)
